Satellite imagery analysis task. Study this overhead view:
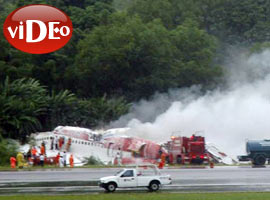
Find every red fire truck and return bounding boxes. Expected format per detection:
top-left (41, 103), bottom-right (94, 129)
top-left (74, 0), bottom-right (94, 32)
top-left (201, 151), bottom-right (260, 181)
top-left (165, 134), bottom-right (209, 164)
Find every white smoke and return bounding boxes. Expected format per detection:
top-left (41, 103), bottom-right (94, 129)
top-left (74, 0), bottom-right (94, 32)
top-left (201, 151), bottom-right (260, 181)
top-left (110, 49), bottom-right (270, 157)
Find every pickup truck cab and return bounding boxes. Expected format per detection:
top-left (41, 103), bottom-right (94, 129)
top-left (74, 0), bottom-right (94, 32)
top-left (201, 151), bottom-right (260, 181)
top-left (99, 164), bottom-right (172, 192)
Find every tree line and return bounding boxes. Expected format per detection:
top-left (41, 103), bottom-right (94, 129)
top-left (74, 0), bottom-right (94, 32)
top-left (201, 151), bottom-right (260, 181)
top-left (1, 0), bottom-right (270, 142)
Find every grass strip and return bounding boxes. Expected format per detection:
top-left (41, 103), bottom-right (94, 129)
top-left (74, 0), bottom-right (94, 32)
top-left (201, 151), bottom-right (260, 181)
top-left (1, 192), bottom-right (269, 200)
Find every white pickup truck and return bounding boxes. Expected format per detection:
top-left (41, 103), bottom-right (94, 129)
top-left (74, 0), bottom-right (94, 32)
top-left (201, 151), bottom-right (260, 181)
top-left (99, 165), bottom-right (172, 192)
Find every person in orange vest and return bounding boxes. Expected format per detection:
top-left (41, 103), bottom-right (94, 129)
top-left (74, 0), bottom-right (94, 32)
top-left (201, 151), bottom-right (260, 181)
top-left (41, 141), bottom-right (46, 153)
top-left (69, 154), bottom-right (74, 168)
top-left (31, 147), bottom-right (37, 157)
top-left (31, 147), bottom-right (37, 166)
top-left (40, 145), bottom-right (45, 155)
top-left (10, 157), bottom-right (16, 169)
top-left (158, 152), bottom-right (166, 169)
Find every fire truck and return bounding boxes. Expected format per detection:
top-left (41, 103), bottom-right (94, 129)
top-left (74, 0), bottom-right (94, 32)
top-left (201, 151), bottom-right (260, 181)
top-left (165, 134), bottom-right (209, 164)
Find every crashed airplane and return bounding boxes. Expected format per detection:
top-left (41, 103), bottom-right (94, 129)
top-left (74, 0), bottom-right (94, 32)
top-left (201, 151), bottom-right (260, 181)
top-left (24, 126), bottom-right (167, 166)
top-left (21, 126), bottom-right (235, 166)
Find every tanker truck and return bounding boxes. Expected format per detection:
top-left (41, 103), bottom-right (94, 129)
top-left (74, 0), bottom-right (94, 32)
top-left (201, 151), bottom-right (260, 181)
top-left (238, 140), bottom-right (270, 166)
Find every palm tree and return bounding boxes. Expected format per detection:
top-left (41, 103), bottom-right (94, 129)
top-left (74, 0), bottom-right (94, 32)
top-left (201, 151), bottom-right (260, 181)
top-left (0, 77), bottom-right (47, 141)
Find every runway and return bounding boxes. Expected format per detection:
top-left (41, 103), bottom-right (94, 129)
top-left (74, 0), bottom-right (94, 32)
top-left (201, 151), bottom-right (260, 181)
top-left (1, 166), bottom-right (270, 194)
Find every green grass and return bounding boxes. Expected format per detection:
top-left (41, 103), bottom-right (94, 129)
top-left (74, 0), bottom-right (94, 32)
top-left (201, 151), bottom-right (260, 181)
top-left (1, 193), bottom-right (269, 200)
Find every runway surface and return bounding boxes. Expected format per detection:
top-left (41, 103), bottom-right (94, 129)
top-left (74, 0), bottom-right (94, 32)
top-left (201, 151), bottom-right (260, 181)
top-left (1, 166), bottom-right (270, 194)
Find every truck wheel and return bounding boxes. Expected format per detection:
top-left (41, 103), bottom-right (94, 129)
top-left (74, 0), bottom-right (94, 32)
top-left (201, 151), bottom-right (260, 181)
top-left (254, 155), bottom-right (266, 166)
top-left (105, 182), bottom-right (116, 192)
top-left (148, 181), bottom-right (160, 192)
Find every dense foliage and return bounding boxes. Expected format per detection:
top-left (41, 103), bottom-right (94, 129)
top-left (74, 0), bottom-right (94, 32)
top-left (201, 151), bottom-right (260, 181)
top-left (1, 0), bottom-right (270, 141)
top-left (0, 78), bottom-right (129, 142)
top-left (0, 135), bottom-right (18, 165)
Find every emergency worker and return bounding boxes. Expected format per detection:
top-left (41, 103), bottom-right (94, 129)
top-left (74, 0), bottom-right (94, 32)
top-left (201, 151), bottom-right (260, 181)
top-left (158, 152), bottom-right (166, 169)
top-left (63, 151), bottom-right (67, 167)
top-left (10, 157), bottom-right (16, 168)
top-left (16, 152), bottom-right (24, 169)
top-left (31, 146), bottom-right (37, 157)
top-left (41, 141), bottom-right (46, 153)
top-left (116, 148), bottom-right (122, 166)
top-left (40, 144), bottom-right (45, 155)
top-left (55, 137), bottom-right (59, 150)
top-left (59, 156), bottom-right (64, 167)
top-left (40, 154), bottom-right (45, 167)
top-left (31, 146), bottom-right (37, 165)
top-left (69, 154), bottom-right (74, 168)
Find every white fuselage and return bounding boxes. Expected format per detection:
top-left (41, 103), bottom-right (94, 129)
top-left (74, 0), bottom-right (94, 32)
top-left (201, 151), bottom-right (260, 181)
top-left (34, 131), bottom-right (132, 165)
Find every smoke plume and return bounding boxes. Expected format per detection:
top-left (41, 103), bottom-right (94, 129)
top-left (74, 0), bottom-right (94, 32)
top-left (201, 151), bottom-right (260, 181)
top-left (110, 49), bottom-right (270, 157)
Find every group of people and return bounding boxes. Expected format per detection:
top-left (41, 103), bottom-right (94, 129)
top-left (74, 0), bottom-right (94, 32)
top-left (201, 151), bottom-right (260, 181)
top-left (50, 137), bottom-right (72, 151)
top-left (9, 152), bottom-right (24, 169)
top-left (10, 143), bottom-right (75, 168)
top-left (9, 144), bottom-right (48, 168)
top-left (54, 151), bottom-right (74, 167)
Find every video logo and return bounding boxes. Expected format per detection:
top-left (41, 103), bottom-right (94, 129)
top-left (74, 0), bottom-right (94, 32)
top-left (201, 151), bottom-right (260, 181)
top-left (3, 4), bottom-right (73, 54)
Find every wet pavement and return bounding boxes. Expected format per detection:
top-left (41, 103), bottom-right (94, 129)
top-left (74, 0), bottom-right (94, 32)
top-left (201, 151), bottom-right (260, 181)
top-left (1, 166), bottom-right (270, 194)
